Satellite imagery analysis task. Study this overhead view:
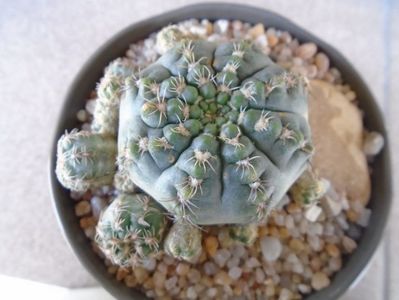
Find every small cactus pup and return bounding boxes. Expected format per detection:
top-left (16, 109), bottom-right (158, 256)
top-left (56, 129), bottom-right (117, 192)
top-left (228, 223), bottom-right (259, 246)
top-left (156, 25), bottom-right (198, 54)
top-left (119, 39), bottom-right (313, 225)
top-left (56, 59), bottom-right (135, 192)
top-left (289, 168), bottom-right (329, 206)
top-left (95, 193), bottom-right (167, 267)
top-left (164, 222), bottom-right (202, 263)
top-left (92, 58), bottom-right (135, 136)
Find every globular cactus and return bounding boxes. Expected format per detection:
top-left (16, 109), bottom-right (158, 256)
top-left (92, 58), bottom-right (135, 136)
top-left (156, 25), bottom-right (197, 55)
top-left (289, 168), bottom-right (329, 206)
top-left (118, 40), bottom-right (313, 225)
top-left (56, 129), bottom-right (117, 192)
top-left (95, 193), bottom-right (167, 266)
top-left (164, 222), bottom-right (202, 263)
top-left (228, 223), bottom-right (258, 246)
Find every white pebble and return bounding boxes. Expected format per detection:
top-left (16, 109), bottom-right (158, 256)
top-left (214, 19), bottom-right (229, 34)
top-left (232, 244), bottom-right (246, 258)
top-left (321, 196), bottom-right (343, 217)
top-left (285, 215), bottom-right (295, 229)
top-left (356, 208), bottom-right (371, 227)
top-left (187, 286), bottom-right (198, 299)
top-left (141, 257), bottom-right (156, 271)
top-left (90, 196), bottom-right (106, 219)
top-left (336, 214), bottom-right (349, 230)
top-left (76, 109), bottom-right (88, 122)
top-left (260, 236), bottom-right (282, 262)
top-left (207, 288), bottom-right (218, 298)
top-left (363, 131), bottom-right (384, 156)
top-left (292, 261), bottom-right (304, 274)
top-left (308, 235), bottom-right (322, 251)
top-left (164, 276), bottom-right (178, 290)
top-left (85, 99), bottom-right (96, 114)
top-left (214, 249), bottom-right (231, 268)
top-left (255, 268), bottom-right (266, 283)
top-left (342, 236), bottom-right (357, 253)
top-left (279, 288), bottom-right (293, 300)
top-left (305, 205), bottom-right (322, 222)
top-left (298, 283), bottom-right (311, 294)
top-left (227, 256), bottom-right (240, 269)
top-left (228, 266), bottom-right (242, 280)
top-left (274, 214), bottom-right (285, 226)
top-left (203, 261), bottom-right (218, 276)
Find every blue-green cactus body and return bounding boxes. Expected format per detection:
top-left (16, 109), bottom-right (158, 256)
top-left (117, 40), bottom-right (312, 225)
top-left (95, 193), bottom-right (167, 266)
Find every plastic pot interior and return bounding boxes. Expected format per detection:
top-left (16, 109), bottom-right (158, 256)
top-left (49, 3), bottom-right (392, 300)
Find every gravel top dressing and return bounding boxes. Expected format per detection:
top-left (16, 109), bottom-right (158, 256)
top-left (69, 19), bottom-right (383, 300)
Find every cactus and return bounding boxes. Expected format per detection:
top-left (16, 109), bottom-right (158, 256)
top-left (228, 223), bottom-right (258, 246)
top-left (56, 129), bottom-right (117, 192)
top-left (164, 222), bottom-right (203, 263)
top-left (289, 168), bottom-right (329, 206)
top-left (92, 58), bottom-right (135, 136)
top-left (156, 25), bottom-right (197, 55)
top-left (95, 193), bottom-right (167, 266)
top-left (118, 40), bottom-right (313, 225)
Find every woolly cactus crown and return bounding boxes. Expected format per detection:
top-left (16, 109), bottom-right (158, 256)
top-left (118, 40), bottom-right (313, 225)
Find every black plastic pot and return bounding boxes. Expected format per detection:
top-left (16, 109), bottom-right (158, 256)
top-left (49, 3), bottom-right (392, 299)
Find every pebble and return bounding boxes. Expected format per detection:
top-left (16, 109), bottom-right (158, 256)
top-left (311, 272), bottom-right (331, 290)
top-left (305, 205), bottom-right (322, 222)
top-left (363, 131), bottom-right (384, 156)
top-left (75, 200), bottom-right (91, 217)
top-left (346, 223), bottom-right (362, 240)
top-left (214, 271), bottom-right (232, 286)
top-left (245, 257), bottom-right (261, 269)
top-left (203, 261), bottom-right (218, 276)
top-left (326, 243), bottom-right (340, 258)
top-left (214, 249), bottom-right (231, 268)
top-left (248, 23), bottom-right (265, 38)
top-left (90, 196), bottom-right (106, 219)
top-left (186, 286), bottom-right (198, 299)
top-left (133, 267), bottom-right (149, 284)
top-left (255, 268), bottom-right (266, 283)
top-left (295, 42), bottom-right (317, 60)
top-left (214, 19), bottom-right (229, 34)
top-left (176, 263), bottom-right (190, 276)
top-left (321, 196), bottom-right (343, 217)
top-left (297, 283), bottom-right (311, 294)
top-left (187, 269), bottom-right (201, 284)
top-left (279, 288), bottom-right (293, 300)
top-left (85, 99), bottom-right (96, 115)
top-left (164, 276), bottom-right (178, 291)
top-left (228, 266), bottom-right (243, 280)
top-left (357, 208), bottom-right (371, 227)
top-left (308, 235), bottom-right (323, 252)
top-left (141, 257), bottom-right (156, 271)
top-left (227, 256), bottom-right (240, 269)
top-left (260, 236), bottom-right (282, 262)
top-left (342, 236), bottom-right (357, 253)
top-left (76, 109), bottom-right (88, 122)
top-left (315, 52), bottom-right (330, 76)
top-left (205, 236), bottom-right (219, 257)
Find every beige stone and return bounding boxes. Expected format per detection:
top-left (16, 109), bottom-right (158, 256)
top-left (308, 80), bottom-right (370, 205)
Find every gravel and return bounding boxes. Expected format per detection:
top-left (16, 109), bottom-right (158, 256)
top-left (70, 19), bottom-right (383, 300)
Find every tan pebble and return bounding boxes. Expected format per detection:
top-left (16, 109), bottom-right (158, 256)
top-left (107, 265), bottom-right (118, 274)
top-left (323, 71), bottom-right (335, 83)
top-left (198, 249), bottom-right (208, 263)
top-left (269, 226), bottom-right (280, 237)
top-left (345, 91), bottom-right (356, 101)
top-left (133, 266), bottom-right (149, 284)
top-left (233, 285), bottom-right (243, 296)
top-left (79, 216), bottom-right (96, 229)
top-left (214, 271), bottom-right (232, 286)
top-left (346, 209), bottom-right (359, 222)
top-left (155, 287), bottom-right (166, 297)
top-left (279, 228), bottom-right (290, 239)
top-left (325, 243), bottom-right (340, 258)
top-left (153, 272), bottom-right (166, 288)
top-left (248, 23), bottom-right (265, 38)
top-left (306, 65), bottom-right (318, 79)
top-left (178, 276), bottom-right (187, 287)
top-left (143, 277), bottom-right (155, 289)
top-left (310, 257), bottom-right (322, 272)
top-left (280, 31), bottom-right (292, 43)
top-left (287, 203), bottom-right (301, 214)
top-left (75, 200), bottom-right (91, 216)
top-left (292, 274), bottom-right (301, 284)
top-left (200, 276), bottom-right (213, 287)
top-left (311, 272), bottom-right (331, 290)
top-left (267, 34), bottom-right (279, 47)
top-left (296, 42), bottom-right (317, 60)
top-left (315, 52), bottom-right (330, 75)
top-left (259, 226), bottom-right (268, 237)
top-left (116, 268), bottom-right (129, 281)
top-left (265, 284), bottom-right (275, 296)
top-left (124, 275), bottom-right (137, 287)
top-left (176, 262), bottom-right (190, 276)
top-left (205, 236), bottom-right (219, 257)
top-left (289, 239), bottom-right (305, 252)
top-left (342, 236), bottom-right (357, 253)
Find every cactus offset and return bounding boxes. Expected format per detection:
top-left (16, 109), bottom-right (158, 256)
top-left (289, 168), bottom-right (329, 206)
top-left (92, 58), bottom-right (135, 136)
top-left (164, 222), bottom-right (202, 263)
top-left (56, 130), bottom-right (117, 192)
top-left (228, 223), bottom-right (258, 246)
top-left (118, 40), bottom-right (313, 225)
top-left (95, 193), bottom-right (167, 266)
